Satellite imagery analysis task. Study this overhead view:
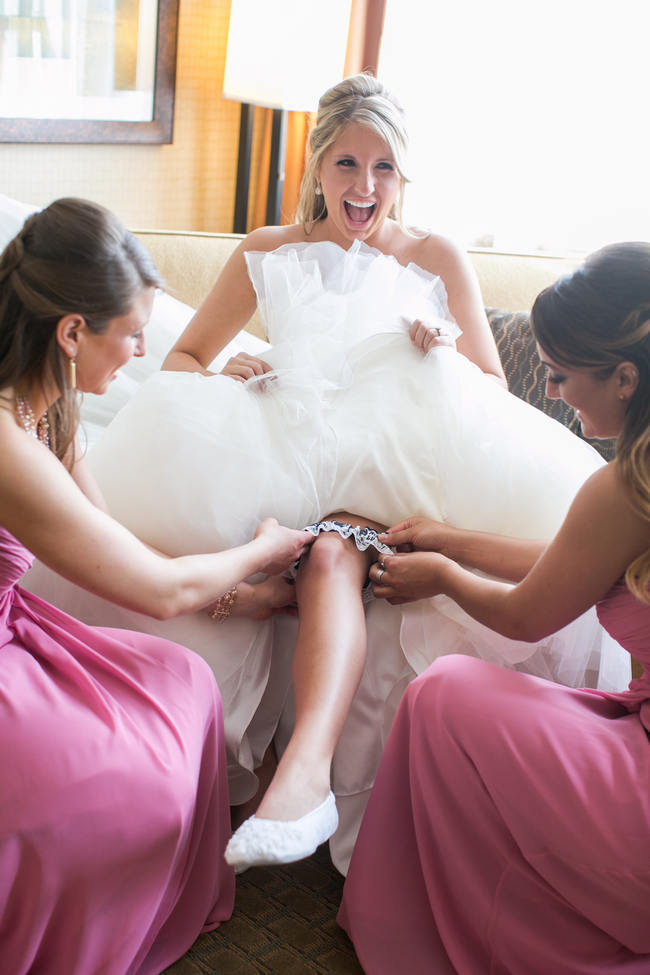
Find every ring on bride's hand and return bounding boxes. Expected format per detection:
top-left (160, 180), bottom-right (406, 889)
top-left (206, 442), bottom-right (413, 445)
top-left (433, 326), bottom-right (442, 337)
top-left (376, 568), bottom-right (385, 583)
top-left (379, 558), bottom-right (386, 570)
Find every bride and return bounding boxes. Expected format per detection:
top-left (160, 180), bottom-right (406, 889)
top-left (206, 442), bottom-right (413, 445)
top-left (26, 74), bottom-right (628, 873)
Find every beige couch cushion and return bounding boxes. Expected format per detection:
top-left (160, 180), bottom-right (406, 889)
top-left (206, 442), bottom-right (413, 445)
top-left (134, 229), bottom-right (266, 339)
top-left (471, 250), bottom-right (579, 311)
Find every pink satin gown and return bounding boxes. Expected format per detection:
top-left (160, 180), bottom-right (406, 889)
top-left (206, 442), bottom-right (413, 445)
top-left (339, 579), bottom-right (650, 974)
top-left (0, 527), bottom-right (235, 975)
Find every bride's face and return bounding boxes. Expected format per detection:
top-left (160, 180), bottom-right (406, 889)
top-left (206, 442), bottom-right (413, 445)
top-left (317, 123), bottom-right (401, 247)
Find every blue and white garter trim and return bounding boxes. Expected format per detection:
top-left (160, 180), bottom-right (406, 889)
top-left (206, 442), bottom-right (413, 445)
top-left (290, 519), bottom-right (394, 602)
top-left (302, 519), bottom-right (394, 555)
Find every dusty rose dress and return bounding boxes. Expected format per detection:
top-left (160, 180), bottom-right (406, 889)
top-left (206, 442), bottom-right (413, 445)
top-left (339, 579), bottom-right (650, 974)
top-left (0, 526), bottom-right (235, 975)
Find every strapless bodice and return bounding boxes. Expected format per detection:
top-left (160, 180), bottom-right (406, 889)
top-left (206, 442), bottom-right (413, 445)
top-left (597, 578), bottom-right (650, 724)
top-left (0, 525), bottom-right (34, 594)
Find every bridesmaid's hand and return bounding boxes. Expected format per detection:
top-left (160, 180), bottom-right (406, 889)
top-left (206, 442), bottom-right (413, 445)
top-left (380, 516), bottom-right (451, 554)
top-left (234, 576), bottom-right (298, 619)
top-left (370, 550), bottom-right (451, 604)
top-left (253, 518), bottom-right (314, 574)
top-left (409, 319), bottom-right (456, 355)
top-left (221, 351), bottom-right (273, 383)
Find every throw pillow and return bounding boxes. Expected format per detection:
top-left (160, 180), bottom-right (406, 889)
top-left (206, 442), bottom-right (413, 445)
top-left (0, 193), bottom-right (39, 249)
top-left (81, 291), bottom-right (270, 440)
top-left (486, 307), bottom-right (615, 462)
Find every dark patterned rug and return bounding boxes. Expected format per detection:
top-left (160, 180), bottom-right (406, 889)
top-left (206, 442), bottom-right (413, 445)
top-left (164, 845), bottom-right (364, 974)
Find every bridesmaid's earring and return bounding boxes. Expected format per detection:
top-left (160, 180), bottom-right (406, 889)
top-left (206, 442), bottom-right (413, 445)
top-left (315, 185), bottom-right (322, 196)
top-left (69, 357), bottom-right (76, 389)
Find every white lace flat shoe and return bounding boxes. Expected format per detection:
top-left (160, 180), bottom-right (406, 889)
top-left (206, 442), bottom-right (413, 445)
top-left (224, 791), bottom-right (338, 870)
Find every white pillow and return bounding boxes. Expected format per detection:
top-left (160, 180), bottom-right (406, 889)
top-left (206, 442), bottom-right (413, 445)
top-left (80, 290), bottom-right (270, 443)
top-left (0, 193), bottom-right (40, 250)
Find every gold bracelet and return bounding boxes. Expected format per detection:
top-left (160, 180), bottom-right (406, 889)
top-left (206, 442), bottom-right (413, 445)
top-left (207, 585), bottom-right (238, 622)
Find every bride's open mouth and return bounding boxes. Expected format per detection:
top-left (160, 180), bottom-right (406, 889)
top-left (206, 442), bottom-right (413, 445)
top-left (344, 200), bottom-right (376, 226)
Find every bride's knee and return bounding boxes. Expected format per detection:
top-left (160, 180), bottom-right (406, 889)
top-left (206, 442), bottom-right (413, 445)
top-left (298, 530), bottom-right (364, 580)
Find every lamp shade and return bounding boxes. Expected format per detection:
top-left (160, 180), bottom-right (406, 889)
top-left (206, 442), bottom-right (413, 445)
top-left (223, 0), bottom-right (352, 111)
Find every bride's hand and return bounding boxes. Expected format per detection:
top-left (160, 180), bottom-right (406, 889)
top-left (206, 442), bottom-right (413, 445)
top-left (221, 351), bottom-right (273, 383)
top-left (233, 576), bottom-right (298, 620)
top-left (409, 319), bottom-right (456, 355)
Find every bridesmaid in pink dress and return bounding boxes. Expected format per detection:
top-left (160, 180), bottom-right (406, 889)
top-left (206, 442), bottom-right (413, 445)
top-left (339, 241), bottom-right (650, 974)
top-left (0, 199), bottom-right (312, 975)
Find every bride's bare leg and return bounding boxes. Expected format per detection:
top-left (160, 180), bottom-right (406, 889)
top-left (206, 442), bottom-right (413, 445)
top-left (254, 513), bottom-right (384, 823)
top-left (230, 743), bottom-right (277, 830)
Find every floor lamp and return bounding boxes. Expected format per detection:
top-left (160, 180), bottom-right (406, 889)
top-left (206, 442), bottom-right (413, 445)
top-left (222, 0), bottom-right (352, 233)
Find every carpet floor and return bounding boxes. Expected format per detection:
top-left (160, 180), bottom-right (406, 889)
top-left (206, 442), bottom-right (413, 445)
top-left (164, 845), bottom-right (364, 974)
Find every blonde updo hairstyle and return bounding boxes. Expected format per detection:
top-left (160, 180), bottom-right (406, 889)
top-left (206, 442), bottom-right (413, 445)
top-left (296, 74), bottom-right (410, 229)
top-left (0, 197), bottom-right (162, 464)
top-left (531, 242), bottom-right (650, 603)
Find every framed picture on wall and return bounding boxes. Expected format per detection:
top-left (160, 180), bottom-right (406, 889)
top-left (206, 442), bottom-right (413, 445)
top-left (0, 0), bottom-right (179, 144)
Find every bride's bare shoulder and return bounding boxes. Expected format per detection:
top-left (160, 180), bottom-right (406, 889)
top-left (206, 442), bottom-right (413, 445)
top-left (243, 223), bottom-right (312, 253)
top-left (396, 229), bottom-right (474, 281)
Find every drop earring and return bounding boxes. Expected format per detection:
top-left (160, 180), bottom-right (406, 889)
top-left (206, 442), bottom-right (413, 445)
top-left (69, 357), bottom-right (76, 389)
top-left (315, 185), bottom-right (322, 196)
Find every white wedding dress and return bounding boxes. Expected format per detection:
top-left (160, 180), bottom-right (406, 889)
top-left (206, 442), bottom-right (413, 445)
top-left (24, 240), bottom-right (629, 873)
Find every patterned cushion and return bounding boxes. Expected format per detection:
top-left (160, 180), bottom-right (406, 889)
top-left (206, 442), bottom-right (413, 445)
top-left (486, 307), bottom-right (615, 461)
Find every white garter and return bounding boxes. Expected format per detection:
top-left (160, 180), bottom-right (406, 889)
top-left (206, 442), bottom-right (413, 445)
top-left (303, 519), bottom-right (394, 555)
top-left (290, 520), bottom-right (394, 603)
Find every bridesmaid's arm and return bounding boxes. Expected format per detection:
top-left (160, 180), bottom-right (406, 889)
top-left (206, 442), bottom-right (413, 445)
top-left (67, 433), bottom-right (298, 617)
top-left (382, 516), bottom-right (546, 583)
top-left (69, 440), bottom-right (110, 513)
top-left (377, 464), bottom-right (648, 640)
top-left (0, 421), bottom-right (311, 619)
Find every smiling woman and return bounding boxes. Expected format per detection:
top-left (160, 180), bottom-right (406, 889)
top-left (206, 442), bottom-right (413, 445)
top-left (339, 241), bottom-right (650, 975)
top-left (0, 196), bottom-right (319, 973)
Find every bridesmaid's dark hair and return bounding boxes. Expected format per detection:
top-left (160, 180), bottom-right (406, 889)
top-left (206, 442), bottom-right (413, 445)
top-left (0, 197), bottom-right (162, 465)
top-left (531, 241), bottom-right (650, 602)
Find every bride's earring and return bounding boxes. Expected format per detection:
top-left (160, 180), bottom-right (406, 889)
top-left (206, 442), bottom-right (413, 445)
top-left (314, 184), bottom-right (322, 196)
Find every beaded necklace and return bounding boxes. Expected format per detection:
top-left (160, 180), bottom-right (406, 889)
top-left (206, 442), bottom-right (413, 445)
top-left (15, 395), bottom-right (50, 448)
